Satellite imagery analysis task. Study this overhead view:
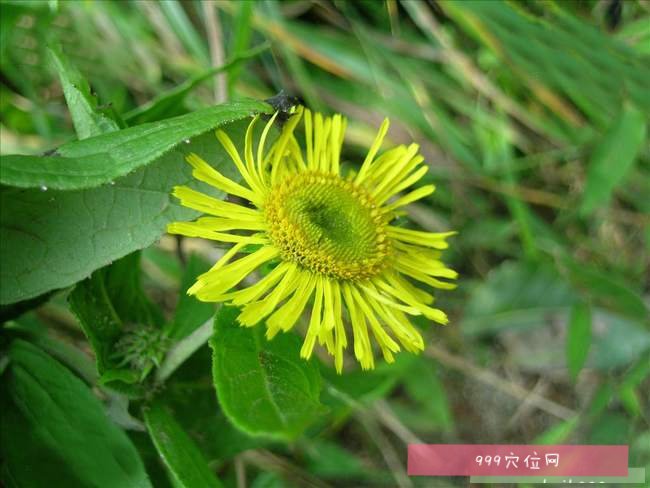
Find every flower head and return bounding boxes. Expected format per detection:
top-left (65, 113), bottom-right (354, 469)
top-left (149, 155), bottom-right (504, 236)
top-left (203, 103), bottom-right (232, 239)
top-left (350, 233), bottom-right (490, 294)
top-left (168, 106), bottom-right (457, 372)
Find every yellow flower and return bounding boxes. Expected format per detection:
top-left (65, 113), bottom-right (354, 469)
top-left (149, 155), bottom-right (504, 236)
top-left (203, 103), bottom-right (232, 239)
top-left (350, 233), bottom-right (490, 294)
top-left (168, 106), bottom-right (457, 372)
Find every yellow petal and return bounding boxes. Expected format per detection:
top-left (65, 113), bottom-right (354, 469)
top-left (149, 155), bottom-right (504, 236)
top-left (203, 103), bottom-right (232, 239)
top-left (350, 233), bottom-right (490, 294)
top-left (193, 216), bottom-right (265, 232)
top-left (238, 265), bottom-right (299, 326)
top-left (383, 184), bottom-right (436, 212)
top-left (225, 261), bottom-right (292, 305)
top-left (304, 108), bottom-right (314, 169)
top-left (172, 186), bottom-right (260, 219)
top-left (257, 111), bottom-right (280, 183)
top-left (266, 272), bottom-right (315, 339)
top-left (342, 283), bottom-right (374, 370)
top-left (355, 118), bottom-right (390, 184)
top-left (387, 226), bottom-right (457, 249)
top-left (185, 152), bottom-right (261, 204)
top-left (191, 246), bottom-right (279, 300)
top-left (215, 128), bottom-right (264, 195)
top-left (300, 276), bottom-right (324, 359)
top-left (167, 222), bottom-right (265, 244)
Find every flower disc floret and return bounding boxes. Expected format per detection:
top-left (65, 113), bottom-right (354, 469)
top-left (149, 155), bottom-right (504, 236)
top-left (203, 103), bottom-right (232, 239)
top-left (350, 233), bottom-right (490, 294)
top-left (265, 171), bottom-right (389, 280)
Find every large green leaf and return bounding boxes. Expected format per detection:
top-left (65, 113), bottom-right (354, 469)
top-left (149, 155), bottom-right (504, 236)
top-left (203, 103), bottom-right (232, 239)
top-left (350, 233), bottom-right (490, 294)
top-left (580, 104), bottom-right (647, 215)
top-left (0, 99), bottom-right (271, 190)
top-left (210, 306), bottom-right (325, 440)
top-left (0, 121), bottom-right (249, 305)
top-left (144, 401), bottom-right (223, 488)
top-left (0, 339), bottom-right (151, 488)
top-left (0, 157), bottom-right (191, 305)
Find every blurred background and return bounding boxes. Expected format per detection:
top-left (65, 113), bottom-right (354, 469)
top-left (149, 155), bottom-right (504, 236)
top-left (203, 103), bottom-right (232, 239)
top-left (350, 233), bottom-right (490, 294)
top-left (1, 0), bottom-right (649, 487)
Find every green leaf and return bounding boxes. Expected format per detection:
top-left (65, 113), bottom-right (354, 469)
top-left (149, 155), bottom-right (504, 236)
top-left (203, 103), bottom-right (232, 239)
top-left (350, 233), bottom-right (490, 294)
top-left (618, 354), bottom-right (650, 417)
top-left (562, 257), bottom-right (648, 320)
top-left (0, 121), bottom-right (248, 305)
top-left (618, 387), bottom-right (642, 417)
top-left (0, 339), bottom-right (151, 488)
top-left (210, 305), bottom-right (325, 440)
top-left (0, 99), bottom-right (271, 190)
top-left (144, 401), bottom-right (223, 488)
top-left (620, 354), bottom-right (650, 390)
top-left (48, 44), bottom-right (120, 139)
top-left (0, 162), bottom-right (191, 305)
top-left (580, 104), bottom-right (647, 215)
top-left (6, 312), bottom-right (99, 384)
top-left (566, 302), bottom-right (592, 381)
top-left (534, 417), bottom-right (579, 444)
top-left (128, 431), bottom-right (176, 488)
top-left (586, 382), bottom-right (615, 419)
top-left (68, 269), bottom-right (122, 374)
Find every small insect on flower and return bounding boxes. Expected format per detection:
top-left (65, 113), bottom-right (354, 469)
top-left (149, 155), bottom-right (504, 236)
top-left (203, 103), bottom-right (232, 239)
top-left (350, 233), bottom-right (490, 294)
top-left (168, 106), bottom-right (457, 372)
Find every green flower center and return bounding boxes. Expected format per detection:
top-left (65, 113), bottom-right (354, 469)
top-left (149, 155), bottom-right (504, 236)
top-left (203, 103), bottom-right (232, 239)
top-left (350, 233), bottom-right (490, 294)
top-left (265, 172), bottom-right (389, 280)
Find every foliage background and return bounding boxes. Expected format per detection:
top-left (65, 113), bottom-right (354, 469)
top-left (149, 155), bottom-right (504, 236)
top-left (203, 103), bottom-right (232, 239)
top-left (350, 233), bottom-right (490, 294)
top-left (1, 0), bottom-right (649, 487)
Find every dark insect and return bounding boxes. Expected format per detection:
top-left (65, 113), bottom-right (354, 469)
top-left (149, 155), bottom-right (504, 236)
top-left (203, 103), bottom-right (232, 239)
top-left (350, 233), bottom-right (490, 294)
top-left (265, 90), bottom-right (303, 124)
